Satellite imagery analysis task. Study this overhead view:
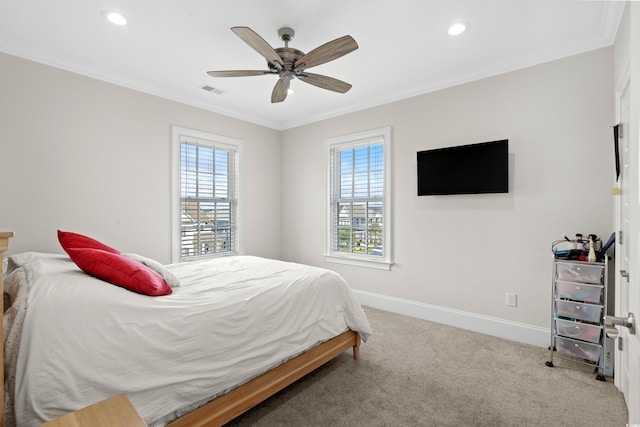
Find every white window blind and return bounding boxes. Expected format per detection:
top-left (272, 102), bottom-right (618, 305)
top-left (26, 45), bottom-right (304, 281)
top-left (326, 128), bottom-right (391, 270)
top-left (172, 127), bottom-right (241, 262)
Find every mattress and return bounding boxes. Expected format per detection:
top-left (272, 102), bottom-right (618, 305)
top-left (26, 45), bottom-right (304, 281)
top-left (3, 252), bottom-right (371, 426)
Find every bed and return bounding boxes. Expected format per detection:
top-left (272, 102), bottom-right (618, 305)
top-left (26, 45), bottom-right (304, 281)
top-left (1, 236), bottom-right (371, 426)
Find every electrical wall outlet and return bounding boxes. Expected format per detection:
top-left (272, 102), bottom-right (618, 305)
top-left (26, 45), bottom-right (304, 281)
top-left (505, 292), bottom-right (517, 307)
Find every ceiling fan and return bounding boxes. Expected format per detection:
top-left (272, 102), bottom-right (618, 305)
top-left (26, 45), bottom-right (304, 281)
top-left (207, 26), bottom-right (358, 103)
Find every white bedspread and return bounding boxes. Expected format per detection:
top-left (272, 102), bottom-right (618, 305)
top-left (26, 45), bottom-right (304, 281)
top-left (3, 252), bottom-right (371, 426)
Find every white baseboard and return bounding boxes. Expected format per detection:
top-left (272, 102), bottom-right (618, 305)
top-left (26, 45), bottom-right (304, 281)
top-left (353, 290), bottom-right (550, 348)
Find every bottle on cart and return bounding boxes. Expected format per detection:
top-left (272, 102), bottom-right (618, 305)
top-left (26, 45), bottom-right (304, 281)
top-left (588, 236), bottom-right (597, 263)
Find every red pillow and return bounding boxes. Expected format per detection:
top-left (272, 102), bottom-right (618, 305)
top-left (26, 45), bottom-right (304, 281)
top-left (58, 230), bottom-right (120, 255)
top-left (67, 248), bottom-right (172, 296)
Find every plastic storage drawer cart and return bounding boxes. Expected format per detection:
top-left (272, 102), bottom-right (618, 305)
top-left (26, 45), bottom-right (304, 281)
top-left (545, 258), bottom-right (611, 381)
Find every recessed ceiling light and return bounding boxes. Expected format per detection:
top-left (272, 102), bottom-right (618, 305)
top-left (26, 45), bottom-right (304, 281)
top-left (102, 11), bottom-right (127, 26)
top-left (448, 22), bottom-right (468, 36)
top-left (287, 88), bottom-right (294, 95)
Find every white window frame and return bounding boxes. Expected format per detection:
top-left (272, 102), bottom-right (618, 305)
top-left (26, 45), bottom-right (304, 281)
top-left (171, 126), bottom-right (244, 263)
top-left (325, 127), bottom-right (392, 270)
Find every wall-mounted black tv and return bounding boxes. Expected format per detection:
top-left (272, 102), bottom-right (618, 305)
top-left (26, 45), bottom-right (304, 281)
top-left (417, 139), bottom-right (508, 196)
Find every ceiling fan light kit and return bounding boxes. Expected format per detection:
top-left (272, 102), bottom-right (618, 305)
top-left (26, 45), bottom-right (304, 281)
top-left (207, 26), bottom-right (358, 103)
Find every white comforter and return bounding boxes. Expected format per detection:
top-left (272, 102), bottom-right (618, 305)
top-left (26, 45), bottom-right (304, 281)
top-left (3, 252), bottom-right (371, 426)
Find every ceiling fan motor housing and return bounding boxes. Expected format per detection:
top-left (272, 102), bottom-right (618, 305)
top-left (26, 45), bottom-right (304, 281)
top-left (271, 47), bottom-right (304, 76)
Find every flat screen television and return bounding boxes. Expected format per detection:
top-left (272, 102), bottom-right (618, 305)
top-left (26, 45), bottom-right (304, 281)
top-left (417, 139), bottom-right (508, 196)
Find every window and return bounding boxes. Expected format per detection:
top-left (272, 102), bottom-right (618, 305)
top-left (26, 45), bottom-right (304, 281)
top-left (326, 127), bottom-right (391, 270)
top-left (172, 126), bottom-right (242, 262)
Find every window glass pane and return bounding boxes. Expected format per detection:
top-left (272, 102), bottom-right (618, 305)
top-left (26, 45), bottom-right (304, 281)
top-left (370, 170), bottom-right (384, 197)
top-left (353, 172), bottom-right (369, 198)
top-left (215, 150), bottom-right (228, 173)
top-left (215, 150), bottom-right (229, 199)
top-left (370, 144), bottom-right (383, 170)
top-left (336, 144), bottom-right (385, 200)
top-left (337, 202), bottom-right (353, 253)
top-left (367, 201), bottom-right (383, 255)
top-left (198, 146), bottom-right (214, 173)
top-left (340, 149), bottom-right (352, 172)
top-left (214, 174), bottom-right (228, 199)
top-left (340, 173), bottom-right (353, 198)
top-left (353, 146), bottom-right (369, 172)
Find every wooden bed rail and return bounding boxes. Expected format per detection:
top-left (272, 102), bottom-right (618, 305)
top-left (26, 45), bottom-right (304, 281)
top-left (168, 330), bottom-right (360, 427)
top-left (0, 231), bottom-right (14, 427)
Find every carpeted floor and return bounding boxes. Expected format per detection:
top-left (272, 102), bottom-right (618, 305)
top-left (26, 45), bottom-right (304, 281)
top-left (227, 307), bottom-right (628, 427)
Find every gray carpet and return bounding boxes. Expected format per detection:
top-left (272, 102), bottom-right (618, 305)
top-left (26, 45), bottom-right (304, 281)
top-left (227, 307), bottom-right (628, 426)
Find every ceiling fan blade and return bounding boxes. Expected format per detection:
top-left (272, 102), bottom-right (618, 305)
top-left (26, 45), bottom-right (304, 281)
top-left (294, 35), bottom-right (358, 71)
top-left (271, 78), bottom-right (290, 103)
top-left (298, 73), bottom-right (352, 93)
top-left (207, 70), bottom-right (273, 77)
top-left (231, 26), bottom-right (284, 70)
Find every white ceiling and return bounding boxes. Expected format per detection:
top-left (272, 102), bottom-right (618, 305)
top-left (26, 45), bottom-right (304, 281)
top-left (0, 0), bottom-right (625, 130)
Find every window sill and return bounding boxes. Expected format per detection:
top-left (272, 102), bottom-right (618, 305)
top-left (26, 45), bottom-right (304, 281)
top-left (325, 254), bottom-right (392, 271)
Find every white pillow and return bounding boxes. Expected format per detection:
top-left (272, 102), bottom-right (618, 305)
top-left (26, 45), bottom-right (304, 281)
top-left (122, 253), bottom-right (181, 288)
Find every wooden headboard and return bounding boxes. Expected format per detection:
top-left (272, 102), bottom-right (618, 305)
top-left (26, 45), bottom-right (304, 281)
top-left (1, 231), bottom-right (14, 427)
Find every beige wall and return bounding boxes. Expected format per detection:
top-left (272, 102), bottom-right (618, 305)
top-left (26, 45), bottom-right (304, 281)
top-left (0, 52), bottom-right (282, 262)
top-left (281, 47), bottom-right (614, 331)
top-left (0, 46), bottom-right (615, 341)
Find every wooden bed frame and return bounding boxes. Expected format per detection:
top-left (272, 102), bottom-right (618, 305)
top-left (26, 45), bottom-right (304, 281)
top-left (0, 232), bottom-right (361, 427)
top-left (168, 329), bottom-right (360, 427)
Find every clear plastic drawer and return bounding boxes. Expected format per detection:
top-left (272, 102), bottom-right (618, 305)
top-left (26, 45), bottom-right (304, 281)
top-left (555, 336), bottom-right (602, 362)
top-left (555, 299), bottom-right (603, 324)
top-left (555, 262), bottom-right (604, 284)
top-left (555, 281), bottom-right (603, 304)
top-left (555, 318), bottom-right (602, 343)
